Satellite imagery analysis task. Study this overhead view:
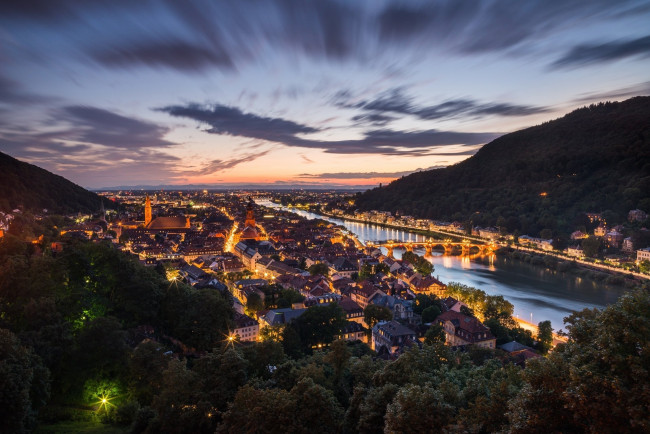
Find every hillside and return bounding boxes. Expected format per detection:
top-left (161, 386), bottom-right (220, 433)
top-left (355, 96), bottom-right (650, 235)
top-left (0, 151), bottom-right (111, 213)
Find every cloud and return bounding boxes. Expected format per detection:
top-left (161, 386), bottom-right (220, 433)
top-left (58, 106), bottom-right (175, 149)
top-left (158, 102), bottom-right (501, 156)
top-left (351, 113), bottom-right (396, 126)
top-left (0, 75), bottom-right (54, 105)
top-left (183, 150), bottom-right (270, 176)
top-left (339, 88), bottom-right (549, 121)
top-left (572, 81), bottom-right (650, 103)
top-left (551, 35), bottom-right (650, 69)
top-left (0, 104), bottom-right (183, 187)
top-left (92, 39), bottom-right (235, 72)
top-left (297, 166), bottom-right (447, 180)
top-left (158, 103), bottom-right (318, 140)
top-left (3, 1), bottom-right (644, 74)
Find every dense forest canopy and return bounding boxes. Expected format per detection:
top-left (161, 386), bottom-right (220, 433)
top-left (356, 97), bottom-right (650, 235)
top-left (0, 151), bottom-right (112, 213)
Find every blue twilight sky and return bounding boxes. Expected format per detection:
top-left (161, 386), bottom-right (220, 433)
top-left (1, 0), bottom-right (649, 189)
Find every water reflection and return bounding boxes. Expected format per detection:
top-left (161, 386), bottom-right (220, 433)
top-left (260, 201), bottom-right (628, 329)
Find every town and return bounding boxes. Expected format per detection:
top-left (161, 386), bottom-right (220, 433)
top-left (7, 188), bottom-right (635, 360)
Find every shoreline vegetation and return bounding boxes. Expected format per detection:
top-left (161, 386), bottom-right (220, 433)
top-left (281, 204), bottom-right (642, 287)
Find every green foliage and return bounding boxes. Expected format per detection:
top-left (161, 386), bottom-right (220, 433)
top-left (581, 235), bottom-right (602, 258)
top-left (245, 293), bottom-right (264, 316)
top-left (640, 260), bottom-right (650, 274)
top-left (424, 324), bottom-right (445, 345)
top-left (421, 305), bottom-right (441, 323)
top-left (384, 384), bottom-right (453, 434)
top-left (0, 328), bottom-right (50, 434)
top-left (363, 304), bottom-right (393, 328)
top-left (307, 262), bottom-right (329, 277)
top-left (276, 288), bottom-right (305, 309)
top-left (402, 251), bottom-right (434, 275)
top-left (412, 293), bottom-right (440, 315)
top-left (536, 320), bottom-right (553, 354)
top-left (356, 97), bottom-right (650, 235)
top-left (288, 304), bottom-right (348, 353)
top-left (446, 282), bottom-right (514, 325)
top-left (217, 378), bottom-right (344, 434)
top-left (510, 288), bottom-right (650, 432)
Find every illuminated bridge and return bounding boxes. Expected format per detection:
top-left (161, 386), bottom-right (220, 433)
top-left (366, 239), bottom-right (497, 257)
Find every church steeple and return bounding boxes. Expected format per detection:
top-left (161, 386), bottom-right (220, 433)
top-left (244, 197), bottom-right (256, 228)
top-left (144, 194), bottom-right (152, 227)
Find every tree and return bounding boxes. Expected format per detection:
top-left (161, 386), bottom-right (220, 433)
top-left (402, 251), bottom-right (433, 275)
top-left (536, 320), bottom-right (553, 354)
top-left (509, 288), bottom-right (650, 432)
top-left (245, 293), bottom-right (264, 316)
top-left (363, 304), bottom-right (393, 328)
top-left (460, 305), bottom-right (475, 317)
top-left (375, 263), bottom-right (390, 274)
top-left (639, 259), bottom-right (650, 274)
top-left (308, 262), bottom-right (329, 277)
top-left (259, 324), bottom-right (284, 343)
top-left (421, 305), bottom-right (441, 323)
top-left (581, 236), bottom-right (601, 258)
top-left (218, 379), bottom-right (343, 434)
top-left (128, 340), bottom-right (170, 405)
top-left (174, 289), bottom-right (234, 351)
top-left (539, 228), bottom-right (553, 239)
top-left (424, 325), bottom-right (445, 345)
top-left (0, 328), bottom-right (50, 434)
top-left (483, 295), bottom-right (515, 325)
top-left (412, 293), bottom-right (440, 316)
top-left (357, 383), bottom-right (399, 434)
top-left (276, 288), bottom-right (305, 309)
top-left (291, 304), bottom-right (347, 352)
top-left (359, 263), bottom-right (374, 279)
top-left (324, 339), bottom-right (351, 383)
top-left (384, 384), bottom-right (454, 434)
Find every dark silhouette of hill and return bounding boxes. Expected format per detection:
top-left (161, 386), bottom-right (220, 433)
top-left (0, 151), bottom-right (111, 213)
top-left (355, 96), bottom-right (650, 235)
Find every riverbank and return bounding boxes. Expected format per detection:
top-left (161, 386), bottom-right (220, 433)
top-left (514, 318), bottom-right (567, 347)
top-left (495, 248), bottom-right (642, 288)
top-left (304, 205), bottom-right (650, 282)
top-left (261, 200), bottom-right (631, 329)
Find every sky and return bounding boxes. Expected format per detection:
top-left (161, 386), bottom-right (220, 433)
top-left (1, 1), bottom-right (649, 189)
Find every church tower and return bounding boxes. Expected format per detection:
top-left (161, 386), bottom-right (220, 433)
top-left (144, 194), bottom-right (152, 227)
top-left (244, 197), bottom-right (256, 228)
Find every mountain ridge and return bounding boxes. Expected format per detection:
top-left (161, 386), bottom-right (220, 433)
top-left (355, 96), bottom-right (650, 235)
top-left (0, 151), bottom-right (112, 213)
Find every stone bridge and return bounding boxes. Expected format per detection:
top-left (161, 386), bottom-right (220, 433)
top-left (366, 239), bottom-right (496, 257)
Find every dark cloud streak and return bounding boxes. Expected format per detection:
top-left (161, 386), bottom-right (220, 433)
top-left (552, 34), bottom-right (650, 69)
top-left (3, 1), bottom-right (644, 73)
top-left (339, 88), bottom-right (549, 121)
top-left (93, 40), bottom-right (235, 72)
top-left (297, 166), bottom-right (447, 180)
top-left (158, 103), bottom-right (501, 156)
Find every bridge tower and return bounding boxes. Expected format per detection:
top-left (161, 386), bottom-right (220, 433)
top-left (385, 241), bottom-right (394, 258)
top-left (461, 239), bottom-right (471, 256)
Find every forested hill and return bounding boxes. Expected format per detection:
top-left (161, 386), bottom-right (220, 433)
top-left (0, 151), bottom-right (111, 213)
top-left (355, 96), bottom-right (650, 235)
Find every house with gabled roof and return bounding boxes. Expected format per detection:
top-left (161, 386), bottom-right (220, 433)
top-left (437, 311), bottom-right (496, 349)
top-left (372, 320), bottom-right (418, 356)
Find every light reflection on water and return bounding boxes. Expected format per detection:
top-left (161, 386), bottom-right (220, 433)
top-left (260, 201), bottom-right (628, 330)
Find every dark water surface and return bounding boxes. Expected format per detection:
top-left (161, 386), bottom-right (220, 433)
top-left (260, 201), bottom-right (628, 330)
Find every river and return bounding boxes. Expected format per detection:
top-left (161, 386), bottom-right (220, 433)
top-left (259, 201), bottom-right (628, 331)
